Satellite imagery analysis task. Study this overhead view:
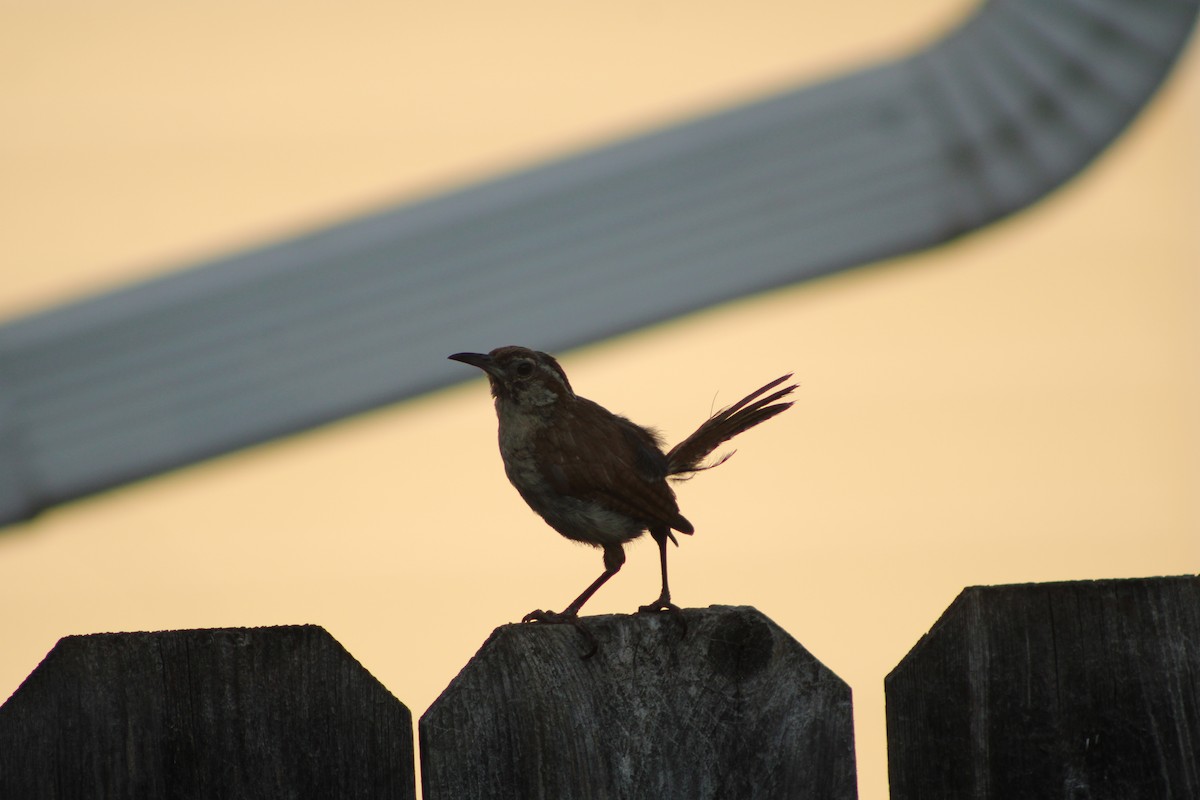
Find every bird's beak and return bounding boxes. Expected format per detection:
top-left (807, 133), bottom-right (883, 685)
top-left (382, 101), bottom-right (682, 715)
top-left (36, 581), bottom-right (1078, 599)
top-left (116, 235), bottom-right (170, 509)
top-left (448, 352), bottom-right (500, 378)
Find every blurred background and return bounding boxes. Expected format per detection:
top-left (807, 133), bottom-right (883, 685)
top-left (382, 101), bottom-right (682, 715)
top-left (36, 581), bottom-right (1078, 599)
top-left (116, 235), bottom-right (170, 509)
top-left (2, 1), bottom-right (1197, 796)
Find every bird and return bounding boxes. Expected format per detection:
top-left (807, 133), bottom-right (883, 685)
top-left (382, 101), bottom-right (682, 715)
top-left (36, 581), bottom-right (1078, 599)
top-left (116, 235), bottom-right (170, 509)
top-left (449, 346), bottom-right (795, 626)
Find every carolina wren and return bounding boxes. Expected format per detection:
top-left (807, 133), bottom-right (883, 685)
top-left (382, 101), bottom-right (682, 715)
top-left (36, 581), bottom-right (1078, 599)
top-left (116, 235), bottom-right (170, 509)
top-left (449, 346), bottom-right (795, 625)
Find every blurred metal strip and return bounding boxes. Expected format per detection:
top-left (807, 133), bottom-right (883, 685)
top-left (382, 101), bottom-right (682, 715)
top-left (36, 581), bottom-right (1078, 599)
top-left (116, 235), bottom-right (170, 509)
top-left (0, 0), bottom-right (1195, 525)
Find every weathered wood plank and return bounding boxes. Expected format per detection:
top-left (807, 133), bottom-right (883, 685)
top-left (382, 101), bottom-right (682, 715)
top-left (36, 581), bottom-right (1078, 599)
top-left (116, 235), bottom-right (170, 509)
top-left (0, 625), bottom-right (415, 799)
top-left (420, 605), bottom-right (857, 799)
top-left (886, 575), bottom-right (1200, 799)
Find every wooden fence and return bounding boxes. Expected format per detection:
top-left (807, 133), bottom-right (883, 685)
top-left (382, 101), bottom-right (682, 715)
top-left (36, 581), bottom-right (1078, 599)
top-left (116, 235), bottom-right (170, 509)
top-left (0, 576), bottom-right (1195, 798)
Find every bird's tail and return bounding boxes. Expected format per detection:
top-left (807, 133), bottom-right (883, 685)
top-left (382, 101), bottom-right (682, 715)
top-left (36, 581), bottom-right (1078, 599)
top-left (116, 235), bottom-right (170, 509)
top-left (665, 374), bottom-right (796, 478)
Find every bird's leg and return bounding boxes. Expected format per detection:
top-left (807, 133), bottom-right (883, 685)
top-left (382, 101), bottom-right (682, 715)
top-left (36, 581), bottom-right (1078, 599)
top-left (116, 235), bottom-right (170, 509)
top-left (638, 527), bottom-right (683, 614)
top-left (523, 543), bottom-right (625, 623)
top-left (523, 544), bottom-right (625, 659)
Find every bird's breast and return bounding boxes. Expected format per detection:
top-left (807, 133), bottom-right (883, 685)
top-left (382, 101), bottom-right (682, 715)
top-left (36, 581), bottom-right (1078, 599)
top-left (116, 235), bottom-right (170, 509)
top-left (494, 409), bottom-right (645, 547)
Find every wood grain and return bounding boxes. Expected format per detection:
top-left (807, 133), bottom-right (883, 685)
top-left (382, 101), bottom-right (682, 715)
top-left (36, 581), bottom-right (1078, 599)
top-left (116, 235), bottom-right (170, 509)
top-left (421, 605), bottom-right (857, 799)
top-left (886, 576), bottom-right (1200, 799)
top-left (0, 625), bottom-right (414, 799)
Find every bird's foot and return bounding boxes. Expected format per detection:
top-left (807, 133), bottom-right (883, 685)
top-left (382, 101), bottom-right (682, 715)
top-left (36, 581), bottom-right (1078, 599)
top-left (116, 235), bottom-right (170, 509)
top-left (637, 599), bottom-right (681, 614)
top-left (521, 608), bottom-right (575, 624)
top-left (521, 609), bottom-right (597, 659)
top-left (637, 598), bottom-right (688, 638)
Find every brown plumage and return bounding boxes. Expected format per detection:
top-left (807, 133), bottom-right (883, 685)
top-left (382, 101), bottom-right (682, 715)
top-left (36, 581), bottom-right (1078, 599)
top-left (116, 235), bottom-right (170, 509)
top-left (449, 346), bottom-right (795, 628)
top-left (667, 373), bottom-right (796, 477)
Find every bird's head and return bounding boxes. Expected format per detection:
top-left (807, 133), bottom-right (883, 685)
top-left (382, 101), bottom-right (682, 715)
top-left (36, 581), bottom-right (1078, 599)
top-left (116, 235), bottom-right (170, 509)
top-left (449, 346), bottom-right (574, 408)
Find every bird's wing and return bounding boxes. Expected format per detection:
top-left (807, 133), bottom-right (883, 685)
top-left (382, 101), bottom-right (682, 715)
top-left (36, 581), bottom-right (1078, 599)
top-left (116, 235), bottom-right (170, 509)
top-left (538, 401), bottom-right (692, 533)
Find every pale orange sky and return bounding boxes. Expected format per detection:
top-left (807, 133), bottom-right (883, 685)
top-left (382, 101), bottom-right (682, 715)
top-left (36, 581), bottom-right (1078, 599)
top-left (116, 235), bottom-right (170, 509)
top-left (2, 3), bottom-right (1198, 798)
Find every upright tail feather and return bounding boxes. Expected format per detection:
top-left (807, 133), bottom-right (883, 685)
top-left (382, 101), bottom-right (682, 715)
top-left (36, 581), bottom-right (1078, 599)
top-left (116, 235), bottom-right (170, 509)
top-left (666, 374), bottom-right (796, 477)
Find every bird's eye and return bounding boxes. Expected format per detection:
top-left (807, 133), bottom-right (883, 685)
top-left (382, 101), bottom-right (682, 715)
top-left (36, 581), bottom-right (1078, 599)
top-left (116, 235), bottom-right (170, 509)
top-left (515, 362), bottom-right (535, 378)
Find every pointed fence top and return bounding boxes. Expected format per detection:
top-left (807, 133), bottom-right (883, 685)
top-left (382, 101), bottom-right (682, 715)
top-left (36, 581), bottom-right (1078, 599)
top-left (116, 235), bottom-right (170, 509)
top-left (0, 625), bottom-right (415, 800)
top-left (421, 605), bottom-right (858, 800)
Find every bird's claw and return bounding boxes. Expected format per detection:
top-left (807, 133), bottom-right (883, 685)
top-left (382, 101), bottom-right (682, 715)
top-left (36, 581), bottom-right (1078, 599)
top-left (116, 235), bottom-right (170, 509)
top-left (637, 600), bottom-right (682, 614)
top-left (637, 600), bottom-right (688, 638)
top-left (522, 609), bottom-right (571, 624)
top-left (521, 609), bottom-right (598, 659)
